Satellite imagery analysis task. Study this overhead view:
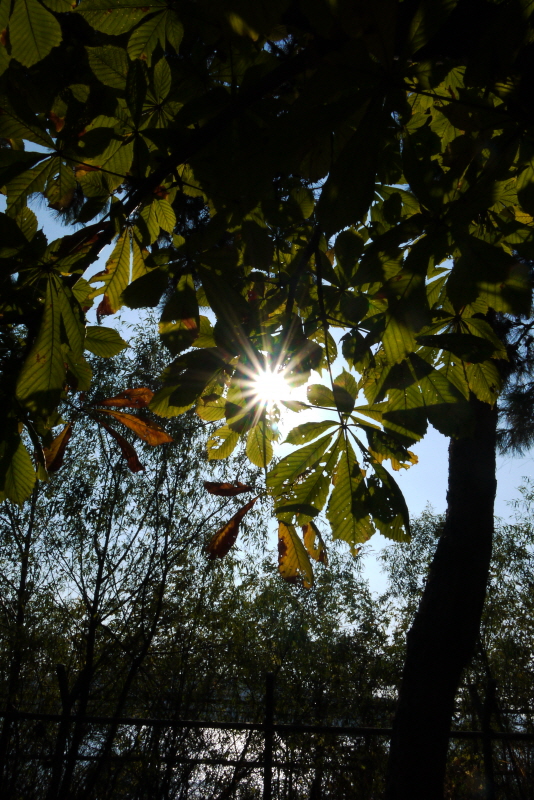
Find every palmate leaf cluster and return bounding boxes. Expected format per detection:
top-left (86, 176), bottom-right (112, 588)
top-left (1, 0), bottom-right (534, 578)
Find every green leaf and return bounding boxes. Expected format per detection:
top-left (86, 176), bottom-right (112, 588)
top-left (307, 384), bottom-right (336, 408)
top-left (128, 9), bottom-right (183, 65)
top-left (285, 420), bottom-right (338, 446)
top-left (369, 463), bottom-right (411, 542)
top-left (0, 101), bottom-right (54, 148)
top-left (159, 273), bottom-right (199, 355)
top-left (407, 0), bottom-right (459, 54)
top-left (0, 436), bottom-right (36, 506)
top-left (196, 393), bottom-right (226, 422)
top-left (153, 56), bottom-right (171, 101)
top-left (90, 232), bottom-right (131, 314)
top-left (382, 311), bottom-right (417, 364)
top-left (86, 46), bottom-right (129, 89)
top-left (268, 433), bottom-right (333, 494)
top-left (517, 158), bottom-right (534, 217)
top-left (148, 386), bottom-right (193, 418)
top-left (280, 400), bottom-right (310, 413)
top-left (9, 0), bottom-right (62, 68)
top-left (466, 361), bottom-right (501, 405)
top-left (64, 349), bottom-right (92, 392)
top-left (85, 326), bottom-right (129, 358)
top-left (154, 199), bottom-right (176, 233)
top-left (276, 438), bottom-right (341, 523)
top-left (415, 333), bottom-right (497, 363)
top-left (327, 439), bottom-right (375, 548)
top-left (246, 422), bottom-right (273, 468)
top-left (0, 149), bottom-right (48, 187)
top-left (16, 277), bottom-right (66, 417)
top-left (207, 424), bottom-right (240, 460)
top-left (316, 103), bottom-right (384, 236)
top-left (122, 267), bottom-right (168, 309)
top-left (76, 0), bottom-right (155, 35)
top-left (6, 156), bottom-right (55, 215)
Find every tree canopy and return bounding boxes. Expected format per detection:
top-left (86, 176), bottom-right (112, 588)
top-left (1, 0), bottom-right (534, 583)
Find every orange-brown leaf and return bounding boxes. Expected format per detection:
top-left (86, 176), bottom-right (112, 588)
top-left (302, 521), bottom-right (328, 565)
top-left (98, 388), bottom-right (154, 409)
top-left (205, 498), bottom-right (258, 559)
top-left (99, 422), bottom-right (145, 473)
top-left (98, 410), bottom-right (173, 445)
top-left (203, 481), bottom-right (254, 497)
top-left (43, 423), bottom-right (73, 473)
top-left (96, 294), bottom-right (114, 320)
top-left (49, 112), bottom-right (65, 133)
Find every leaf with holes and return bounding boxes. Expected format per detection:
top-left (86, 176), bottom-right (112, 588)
top-left (302, 520), bottom-right (328, 565)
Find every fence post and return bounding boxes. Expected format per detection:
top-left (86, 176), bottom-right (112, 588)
top-left (263, 673), bottom-right (275, 800)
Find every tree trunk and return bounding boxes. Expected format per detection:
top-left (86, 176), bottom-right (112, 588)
top-left (385, 396), bottom-right (497, 799)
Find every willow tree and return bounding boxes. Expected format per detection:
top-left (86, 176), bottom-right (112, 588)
top-left (1, 0), bottom-right (534, 796)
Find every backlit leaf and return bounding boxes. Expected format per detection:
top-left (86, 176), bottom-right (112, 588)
top-left (277, 521), bottom-right (314, 588)
top-left (267, 433), bottom-right (333, 495)
top-left (327, 439), bottom-right (375, 548)
top-left (43, 423), bottom-right (73, 473)
top-left (85, 326), bottom-right (129, 358)
top-left (86, 45), bottom-right (128, 89)
top-left (16, 277), bottom-right (66, 417)
top-left (207, 425), bottom-right (240, 460)
top-left (98, 410), bottom-right (173, 445)
top-left (246, 422), bottom-right (274, 468)
top-left (9, 0), bottom-right (62, 68)
top-left (205, 498), bottom-right (257, 559)
top-left (90, 232), bottom-right (131, 315)
top-left (302, 520), bottom-right (328, 565)
top-left (99, 421), bottom-right (145, 473)
top-left (0, 436), bottom-right (36, 505)
top-left (203, 481), bottom-right (254, 497)
top-left (285, 421), bottom-right (338, 446)
top-left (98, 388), bottom-right (154, 409)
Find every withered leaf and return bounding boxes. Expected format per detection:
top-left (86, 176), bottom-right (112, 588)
top-left (98, 388), bottom-right (154, 409)
top-left (98, 410), bottom-right (173, 445)
top-left (43, 423), bottom-right (73, 473)
top-left (205, 497), bottom-right (258, 559)
top-left (203, 481), bottom-right (254, 497)
top-left (302, 520), bottom-right (328, 565)
top-left (99, 422), bottom-right (145, 473)
top-left (96, 294), bottom-right (114, 321)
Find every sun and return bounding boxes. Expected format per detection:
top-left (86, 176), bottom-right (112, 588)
top-left (251, 368), bottom-right (290, 408)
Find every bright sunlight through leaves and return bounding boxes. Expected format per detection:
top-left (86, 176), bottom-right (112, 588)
top-left (251, 369), bottom-right (290, 408)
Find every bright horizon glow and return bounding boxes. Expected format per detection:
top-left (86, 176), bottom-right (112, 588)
top-left (251, 368), bottom-right (290, 408)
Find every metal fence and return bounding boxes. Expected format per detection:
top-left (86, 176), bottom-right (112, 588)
top-left (2, 673), bottom-right (534, 799)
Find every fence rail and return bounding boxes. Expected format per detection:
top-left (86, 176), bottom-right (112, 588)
top-left (2, 673), bottom-right (534, 799)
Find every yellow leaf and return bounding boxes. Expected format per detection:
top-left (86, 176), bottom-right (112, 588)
top-left (302, 520), bottom-right (328, 565)
top-left (278, 521), bottom-right (314, 589)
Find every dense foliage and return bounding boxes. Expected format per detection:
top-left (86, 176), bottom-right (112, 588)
top-left (1, 0), bottom-right (534, 584)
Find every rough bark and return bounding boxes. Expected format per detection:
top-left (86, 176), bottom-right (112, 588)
top-left (385, 396), bottom-right (498, 799)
